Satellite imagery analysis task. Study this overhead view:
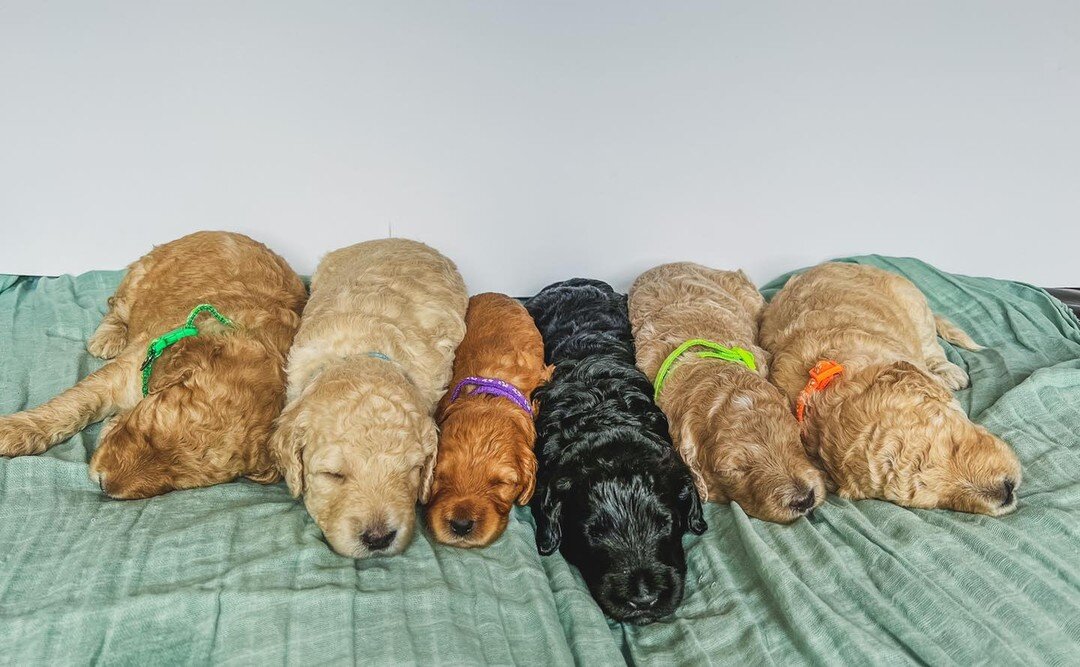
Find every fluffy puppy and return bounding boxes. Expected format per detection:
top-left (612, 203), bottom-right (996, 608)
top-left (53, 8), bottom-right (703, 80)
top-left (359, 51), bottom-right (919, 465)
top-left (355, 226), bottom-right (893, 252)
top-left (271, 239), bottom-right (467, 559)
top-left (629, 263), bottom-right (826, 523)
top-left (0, 231), bottom-right (306, 498)
top-left (426, 293), bottom-right (552, 548)
top-left (760, 262), bottom-right (1021, 515)
top-left (527, 279), bottom-right (706, 626)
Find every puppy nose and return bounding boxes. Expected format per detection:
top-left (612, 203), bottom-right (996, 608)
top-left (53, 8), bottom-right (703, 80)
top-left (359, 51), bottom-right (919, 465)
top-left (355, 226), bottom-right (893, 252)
top-left (360, 529), bottom-right (397, 551)
top-left (626, 570), bottom-right (660, 609)
top-left (1001, 478), bottom-right (1016, 506)
top-left (449, 518), bottom-right (475, 536)
top-left (790, 488), bottom-right (816, 514)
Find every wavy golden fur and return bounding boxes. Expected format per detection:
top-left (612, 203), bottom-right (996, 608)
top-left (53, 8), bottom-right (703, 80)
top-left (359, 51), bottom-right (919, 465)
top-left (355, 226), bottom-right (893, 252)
top-left (760, 262), bottom-right (1021, 516)
top-left (629, 263), bottom-right (826, 522)
top-left (271, 239), bottom-right (467, 558)
top-left (427, 293), bottom-right (552, 547)
top-left (0, 231), bottom-right (306, 498)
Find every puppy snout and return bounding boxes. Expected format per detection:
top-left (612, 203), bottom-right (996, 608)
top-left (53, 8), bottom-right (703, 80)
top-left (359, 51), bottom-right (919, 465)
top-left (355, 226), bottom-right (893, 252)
top-left (449, 517), bottom-right (475, 537)
top-left (360, 528), bottom-right (397, 551)
top-left (790, 488), bottom-right (816, 515)
top-left (626, 569), bottom-right (660, 610)
top-left (1001, 478), bottom-right (1016, 507)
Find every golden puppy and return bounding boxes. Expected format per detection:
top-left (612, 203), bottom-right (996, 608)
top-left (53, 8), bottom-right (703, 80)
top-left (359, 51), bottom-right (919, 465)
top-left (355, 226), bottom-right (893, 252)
top-left (629, 263), bottom-right (826, 523)
top-left (426, 293), bottom-right (552, 547)
top-left (0, 231), bottom-right (306, 498)
top-left (271, 239), bottom-right (467, 558)
top-left (760, 262), bottom-right (1021, 515)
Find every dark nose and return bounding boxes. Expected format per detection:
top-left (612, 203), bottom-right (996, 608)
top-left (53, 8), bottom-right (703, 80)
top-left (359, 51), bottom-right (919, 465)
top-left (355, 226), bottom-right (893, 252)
top-left (626, 570), bottom-right (660, 610)
top-left (790, 488), bottom-right (816, 514)
top-left (1001, 478), bottom-right (1016, 506)
top-left (360, 529), bottom-right (397, 551)
top-left (449, 518), bottom-right (475, 537)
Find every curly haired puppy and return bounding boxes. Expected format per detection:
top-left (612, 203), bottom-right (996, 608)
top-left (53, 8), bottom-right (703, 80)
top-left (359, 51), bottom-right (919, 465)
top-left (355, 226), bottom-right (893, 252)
top-left (629, 263), bottom-right (826, 523)
top-left (761, 262), bottom-right (1021, 515)
top-left (271, 239), bottom-right (467, 559)
top-left (426, 293), bottom-right (552, 548)
top-left (527, 278), bottom-right (706, 625)
top-left (0, 231), bottom-right (306, 498)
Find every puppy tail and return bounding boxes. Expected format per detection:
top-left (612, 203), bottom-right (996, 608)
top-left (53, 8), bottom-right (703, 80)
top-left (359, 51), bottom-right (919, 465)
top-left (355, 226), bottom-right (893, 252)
top-left (934, 314), bottom-right (984, 351)
top-left (0, 352), bottom-right (138, 456)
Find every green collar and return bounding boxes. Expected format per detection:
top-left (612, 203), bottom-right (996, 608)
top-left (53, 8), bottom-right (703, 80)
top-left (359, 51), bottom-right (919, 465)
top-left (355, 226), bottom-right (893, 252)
top-left (140, 304), bottom-right (235, 396)
top-left (653, 338), bottom-right (757, 400)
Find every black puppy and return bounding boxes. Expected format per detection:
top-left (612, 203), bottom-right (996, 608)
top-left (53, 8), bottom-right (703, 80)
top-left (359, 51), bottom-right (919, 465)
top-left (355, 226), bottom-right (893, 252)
top-left (526, 278), bottom-right (707, 625)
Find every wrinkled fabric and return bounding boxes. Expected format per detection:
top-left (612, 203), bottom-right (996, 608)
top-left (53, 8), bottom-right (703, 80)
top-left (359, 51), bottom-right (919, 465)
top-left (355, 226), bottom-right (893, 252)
top-left (2, 257), bottom-right (1079, 665)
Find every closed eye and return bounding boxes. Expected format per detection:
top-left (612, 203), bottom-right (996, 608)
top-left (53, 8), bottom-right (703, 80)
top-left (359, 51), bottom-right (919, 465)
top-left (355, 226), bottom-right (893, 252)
top-left (318, 471), bottom-right (345, 482)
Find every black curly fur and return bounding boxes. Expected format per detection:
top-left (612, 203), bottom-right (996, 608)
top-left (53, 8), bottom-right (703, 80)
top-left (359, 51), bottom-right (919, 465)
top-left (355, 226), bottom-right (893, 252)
top-left (526, 278), bottom-right (706, 625)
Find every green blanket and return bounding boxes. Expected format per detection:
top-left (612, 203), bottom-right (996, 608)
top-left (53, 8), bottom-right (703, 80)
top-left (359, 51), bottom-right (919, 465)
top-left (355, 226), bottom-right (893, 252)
top-left (2, 257), bottom-right (1079, 665)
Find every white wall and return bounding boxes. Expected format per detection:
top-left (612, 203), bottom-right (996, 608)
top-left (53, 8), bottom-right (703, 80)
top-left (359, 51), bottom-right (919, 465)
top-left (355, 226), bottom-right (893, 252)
top-left (1, 1), bottom-right (1078, 294)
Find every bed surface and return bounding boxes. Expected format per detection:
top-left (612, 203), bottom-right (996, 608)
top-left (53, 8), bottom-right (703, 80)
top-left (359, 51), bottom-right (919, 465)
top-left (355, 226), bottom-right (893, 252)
top-left (1, 257), bottom-right (1079, 665)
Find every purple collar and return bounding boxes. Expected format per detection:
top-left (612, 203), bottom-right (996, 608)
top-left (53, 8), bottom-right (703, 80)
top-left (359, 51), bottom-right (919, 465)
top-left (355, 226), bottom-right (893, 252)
top-left (449, 376), bottom-right (533, 416)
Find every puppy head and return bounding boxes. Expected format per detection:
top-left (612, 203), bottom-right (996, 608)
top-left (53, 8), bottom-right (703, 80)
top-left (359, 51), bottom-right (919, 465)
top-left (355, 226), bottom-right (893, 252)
top-left (426, 402), bottom-right (537, 547)
top-left (536, 445), bottom-right (706, 625)
top-left (941, 423), bottom-right (1021, 515)
top-left (681, 382), bottom-right (826, 523)
top-left (89, 335), bottom-right (282, 499)
top-left (271, 361), bottom-right (437, 558)
top-left (826, 361), bottom-right (1021, 515)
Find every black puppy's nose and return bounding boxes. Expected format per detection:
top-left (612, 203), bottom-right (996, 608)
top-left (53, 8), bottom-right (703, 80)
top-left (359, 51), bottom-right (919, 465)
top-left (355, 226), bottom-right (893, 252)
top-left (1001, 478), bottom-right (1016, 506)
top-left (626, 591), bottom-right (659, 610)
top-left (361, 529), bottom-right (397, 551)
top-left (449, 518), bottom-right (475, 536)
top-left (790, 488), bottom-right (816, 514)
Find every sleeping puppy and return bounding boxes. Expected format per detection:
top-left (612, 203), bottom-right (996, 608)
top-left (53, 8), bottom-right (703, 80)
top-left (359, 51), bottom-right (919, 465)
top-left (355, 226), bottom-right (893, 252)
top-left (0, 231), bottom-right (306, 498)
top-left (527, 279), bottom-right (706, 625)
top-left (271, 239), bottom-right (467, 559)
top-left (761, 262), bottom-right (1021, 515)
top-left (426, 293), bottom-right (552, 548)
top-left (629, 263), bottom-right (826, 523)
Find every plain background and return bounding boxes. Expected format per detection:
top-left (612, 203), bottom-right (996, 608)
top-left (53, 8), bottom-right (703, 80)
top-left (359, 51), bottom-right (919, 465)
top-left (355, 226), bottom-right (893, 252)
top-left (1, 1), bottom-right (1077, 294)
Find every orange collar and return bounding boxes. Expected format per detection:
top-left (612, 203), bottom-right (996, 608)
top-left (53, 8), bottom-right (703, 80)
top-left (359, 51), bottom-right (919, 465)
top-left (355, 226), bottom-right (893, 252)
top-left (795, 360), bottom-right (844, 423)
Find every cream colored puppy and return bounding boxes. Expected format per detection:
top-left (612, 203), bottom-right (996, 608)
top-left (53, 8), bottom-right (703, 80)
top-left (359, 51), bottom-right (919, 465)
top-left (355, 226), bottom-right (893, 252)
top-left (629, 263), bottom-right (826, 523)
top-left (271, 239), bottom-right (467, 558)
top-left (761, 263), bottom-right (1021, 516)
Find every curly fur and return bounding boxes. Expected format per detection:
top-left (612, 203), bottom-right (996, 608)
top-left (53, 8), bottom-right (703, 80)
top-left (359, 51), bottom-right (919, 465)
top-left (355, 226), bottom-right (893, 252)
top-left (271, 239), bottom-right (468, 559)
top-left (760, 262), bottom-right (1021, 515)
top-left (629, 263), bottom-right (826, 523)
top-left (426, 293), bottom-right (552, 547)
top-left (527, 278), bottom-right (706, 625)
top-left (0, 231), bottom-right (306, 498)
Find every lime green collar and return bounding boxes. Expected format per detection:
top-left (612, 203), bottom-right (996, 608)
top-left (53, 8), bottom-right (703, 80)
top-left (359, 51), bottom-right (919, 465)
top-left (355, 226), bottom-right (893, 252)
top-left (653, 338), bottom-right (757, 400)
top-left (140, 304), bottom-right (235, 396)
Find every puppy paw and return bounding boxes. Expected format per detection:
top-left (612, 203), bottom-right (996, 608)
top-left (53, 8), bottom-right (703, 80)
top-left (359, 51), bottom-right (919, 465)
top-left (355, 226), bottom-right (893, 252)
top-left (87, 324), bottom-right (128, 359)
top-left (0, 416), bottom-right (49, 456)
top-left (929, 360), bottom-right (970, 391)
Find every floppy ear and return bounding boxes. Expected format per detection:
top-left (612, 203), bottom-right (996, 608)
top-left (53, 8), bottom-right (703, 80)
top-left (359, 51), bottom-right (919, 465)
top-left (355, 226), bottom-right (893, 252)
top-left (533, 483), bottom-right (563, 555)
top-left (417, 418), bottom-right (439, 504)
top-left (678, 469), bottom-right (708, 535)
top-left (677, 423), bottom-right (710, 501)
top-left (516, 449), bottom-right (538, 506)
top-left (269, 401), bottom-right (307, 498)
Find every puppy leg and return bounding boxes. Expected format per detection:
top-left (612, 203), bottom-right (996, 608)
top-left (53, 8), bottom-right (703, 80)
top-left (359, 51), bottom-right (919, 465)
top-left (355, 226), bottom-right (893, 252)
top-left (0, 348), bottom-right (143, 456)
top-left (86, 262), bottom-right (147, 359)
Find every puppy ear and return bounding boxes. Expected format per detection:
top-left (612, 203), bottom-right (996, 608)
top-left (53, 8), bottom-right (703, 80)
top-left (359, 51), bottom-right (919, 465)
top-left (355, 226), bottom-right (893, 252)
top-left (269, 401), bottom-right (307, 498)
top-left (516, 449), bottom-right (538, 506)
top-left (678, 469), bottom-right (708, 535)
top-left (533, 483), bottom-right (563, 555)
top-left (417, 418), bottom-right (439, 504)
top-left (677, 423), bottom-right (710, 501)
